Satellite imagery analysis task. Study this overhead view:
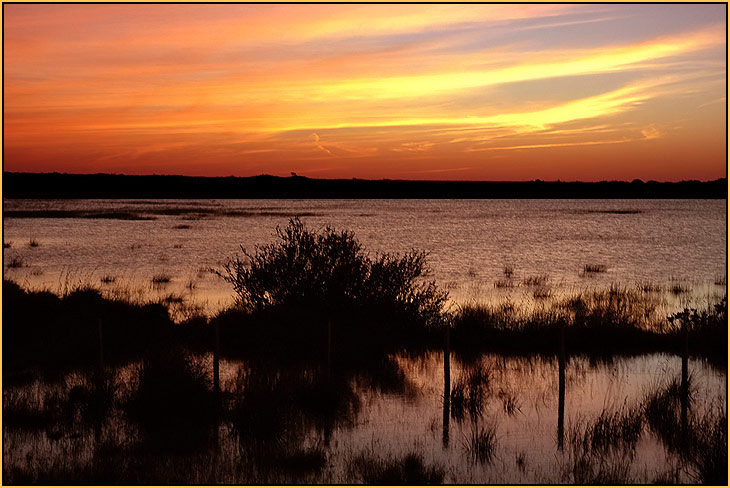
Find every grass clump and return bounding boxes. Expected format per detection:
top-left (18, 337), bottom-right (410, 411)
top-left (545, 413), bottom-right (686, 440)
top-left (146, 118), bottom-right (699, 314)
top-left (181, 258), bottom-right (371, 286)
top-left (465, 425), bottom-right (497, 464)
top-left (563, 406), bottom-right (643, 484)
top-left (6, 256), bottom-right (26, 268)
top-left (643, 376), bottom-right (727, 484)
top-left (151, 274), bottom-right (171, 285)
top-left (583, 264), bottom-right (606, 273)
top-left (4, 241), bottom-right (11, 248)
top-left (494, 279), bottom-right (517, 288)
top-left (28, 238), bottom-right (40, 248)
top-left (450, 364), bottom-right (492, 421)
top-left (522, 274), bottom-right (548, 286)
top-left (100, 275), bottom-right (116, 284)
top-left (349, 452), bottom-right (445, 484)
top-left (669, 283), bottom-right (689, 295)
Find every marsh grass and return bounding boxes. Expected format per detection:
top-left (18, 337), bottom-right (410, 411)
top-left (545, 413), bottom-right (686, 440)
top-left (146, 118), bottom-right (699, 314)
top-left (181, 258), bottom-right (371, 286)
top-left (348, 451), bottom-right (445, 484)
top-left (6, 255), bottom-right (26, 268)
top-left (3, 280), bottom-right (172, 374)
top-left (126, 347), bottom-right (217, 453)
top-left (637, 281), bottom-right (663, 293)
top-left (670, 283), bottom-right (689, 295)
top-left (4, 208), bottom-right (322, 220)
top-left (582, 264), bottom-right (607, 274)
top-left (151, 274), bottom-right (171, 285)
top-left (642, 375), bottom-right (727, 484)
top-left (522, 275), bottom-right (548, 287)
top-left (450, 364), bottom-right (492, 421)
top-left (562, 403), bottom-right (645, 484)
top-left (4, 210), bottom-right (157, 220)
top-left (464, 424), bottom-right (498, 464)
top-left (498, 389), bottom-right (521, 416)
top-left (532, 287), bottom-right (552, 299)
top-left (494, 279), bottom-right (517, 288)
top-left (28, 238), bottom-right (40, 248)
top-left (451, 286), bottom-right (726, 358)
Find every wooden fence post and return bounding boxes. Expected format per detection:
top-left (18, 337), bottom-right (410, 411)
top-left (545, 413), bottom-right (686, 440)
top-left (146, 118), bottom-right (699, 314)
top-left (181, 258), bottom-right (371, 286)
top-left (213, 320), bottom-right (220, 397)
top-left (97, 318), bottom-right (104, 373)
top-left (557, 325), bottom-right (565, 451)
top-left (442, 322), bottom-right (451, 449)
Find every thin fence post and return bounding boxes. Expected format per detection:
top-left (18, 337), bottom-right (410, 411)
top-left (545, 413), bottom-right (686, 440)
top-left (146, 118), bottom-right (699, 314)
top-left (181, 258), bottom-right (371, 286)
top-left (327, 319), bottom-right (332, 383)
top-left (213, 320), bottom-right (221, 397)
top-left (97, 318), bottom-right (104, 373)
top-left (680, 321), bottom-right (689, 447)
top-left (557, 325), bottom-right (565, 451)
top-left (95, 318), bottom-right (105, 447)
top-left (442, 322), bottom-right (451, 449)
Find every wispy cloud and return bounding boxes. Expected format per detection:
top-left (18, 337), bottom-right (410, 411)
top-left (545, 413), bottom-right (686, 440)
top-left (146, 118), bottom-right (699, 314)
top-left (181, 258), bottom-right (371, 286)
top-left (3, 4), bottom-right (725, 180)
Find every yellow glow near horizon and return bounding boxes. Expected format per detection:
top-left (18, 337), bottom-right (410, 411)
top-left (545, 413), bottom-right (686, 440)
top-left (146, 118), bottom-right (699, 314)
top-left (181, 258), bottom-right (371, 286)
top-left (3, 4), bottom-right (726, 181)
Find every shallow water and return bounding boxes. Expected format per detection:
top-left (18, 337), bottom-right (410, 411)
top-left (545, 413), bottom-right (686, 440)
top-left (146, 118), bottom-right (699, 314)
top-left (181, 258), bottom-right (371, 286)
top-left (3, 199), bottom-right (726, 315)
top-left (3, 198), bottom-right (726, 482)
top-left (3, 352), bottom-right (725, 484)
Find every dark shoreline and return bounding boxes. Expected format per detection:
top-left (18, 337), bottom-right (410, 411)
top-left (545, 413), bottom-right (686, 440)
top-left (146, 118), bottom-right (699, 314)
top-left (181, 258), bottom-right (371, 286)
top-left (3, 172), bottom-right (727, 199)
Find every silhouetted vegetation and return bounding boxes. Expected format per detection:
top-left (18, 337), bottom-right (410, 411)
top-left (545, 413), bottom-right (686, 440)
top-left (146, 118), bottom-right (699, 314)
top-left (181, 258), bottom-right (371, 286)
top-left (451, 288), bottom-right (727, 361)
top-left (6, 255), bottom-right (26, 268)
top-left (348, 452), bottom-right (445, 484)
top-left (151, 273), bottom-right (171, 285)
top-left (465, 425), bottom-right (498, 464)
top-left (4, 171), bottom-right (726, 199)
top-left (126, 347), bottom-right (217, 453)
top-left (3, 280), bottom-right (172, 376)
top-left (215, 218), bottom-right (447, 358)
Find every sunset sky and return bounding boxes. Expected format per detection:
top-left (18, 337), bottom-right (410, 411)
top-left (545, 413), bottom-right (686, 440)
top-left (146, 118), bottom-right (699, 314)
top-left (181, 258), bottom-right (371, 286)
top-left (3, 4), bottom-right (727, 181)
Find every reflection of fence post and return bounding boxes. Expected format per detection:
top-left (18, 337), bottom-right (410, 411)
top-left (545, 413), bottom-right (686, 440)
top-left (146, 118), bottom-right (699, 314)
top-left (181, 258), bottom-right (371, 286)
top-left (557, 324), bottom-right (565, 451)
top-left (97, 318), bottom-right (105, 373)
top-left (680, 321), bottom-right (689, 446)
top-left (443, 322), bottom-right (451, 449)
top-left (327, 319), bottom-right (332, 383)
top-left (95, 318), bottom-right (105, 448)
top-left (213, 320), bottom-right (220, 397)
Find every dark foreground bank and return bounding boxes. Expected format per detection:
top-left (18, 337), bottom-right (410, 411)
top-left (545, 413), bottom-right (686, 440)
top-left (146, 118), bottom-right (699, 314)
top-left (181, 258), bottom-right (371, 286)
top-left (3, 172), bottom-right (727, 199)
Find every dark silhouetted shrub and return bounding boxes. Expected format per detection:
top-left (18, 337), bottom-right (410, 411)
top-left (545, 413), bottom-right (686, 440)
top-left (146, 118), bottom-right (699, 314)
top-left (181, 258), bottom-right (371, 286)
top-left (220, 218), bottom-right (447, 327)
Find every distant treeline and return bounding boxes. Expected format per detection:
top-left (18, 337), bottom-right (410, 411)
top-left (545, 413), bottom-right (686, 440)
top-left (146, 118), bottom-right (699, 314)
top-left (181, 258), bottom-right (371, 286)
top-left (3, 172), bottom-right (727, 199)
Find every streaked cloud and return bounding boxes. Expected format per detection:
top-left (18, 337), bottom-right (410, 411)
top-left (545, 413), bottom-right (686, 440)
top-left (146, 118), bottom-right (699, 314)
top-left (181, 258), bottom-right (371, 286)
top-left (3, 4), bottom-right (726, 180)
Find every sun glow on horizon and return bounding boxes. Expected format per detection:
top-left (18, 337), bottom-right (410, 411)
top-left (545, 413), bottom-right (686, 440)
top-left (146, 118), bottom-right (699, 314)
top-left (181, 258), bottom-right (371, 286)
top-left (3, 4), bottom-right (726, 181)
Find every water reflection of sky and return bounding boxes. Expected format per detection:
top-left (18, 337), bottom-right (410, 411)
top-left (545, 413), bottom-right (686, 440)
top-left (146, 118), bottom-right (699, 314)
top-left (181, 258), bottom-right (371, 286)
top-left (3, 199), bottom-right (726, 318)
top-left (209, 352), bottom-right (724, 483)
top-left (4, 352), bottom-right (725, 483)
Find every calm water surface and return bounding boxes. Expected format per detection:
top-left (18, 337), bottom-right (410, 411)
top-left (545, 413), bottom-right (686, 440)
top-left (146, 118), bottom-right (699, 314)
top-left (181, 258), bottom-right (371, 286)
top-left (3, 199), bottom-right (726, 483)
top-left (3, 353), bottom-right (725, 483)
top-left (3, 199), bottom-right (726, 314)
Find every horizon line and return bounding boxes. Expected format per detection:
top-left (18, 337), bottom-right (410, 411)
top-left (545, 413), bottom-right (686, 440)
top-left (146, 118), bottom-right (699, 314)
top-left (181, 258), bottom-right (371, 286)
top-left (3, 171), bottom-right (727, 186)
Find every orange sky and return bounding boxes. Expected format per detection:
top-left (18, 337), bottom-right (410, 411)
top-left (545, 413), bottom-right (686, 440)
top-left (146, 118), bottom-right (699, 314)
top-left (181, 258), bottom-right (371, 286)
top-left (3, 4), bottom-right (727, 181)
